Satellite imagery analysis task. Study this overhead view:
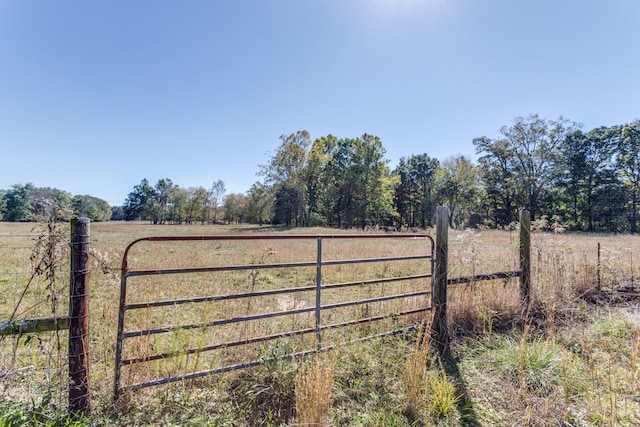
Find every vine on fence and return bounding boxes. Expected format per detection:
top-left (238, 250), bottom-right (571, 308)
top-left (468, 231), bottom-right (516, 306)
top-left (0, 203), bottom-right (70, 403)
top-left (3, 212), bottom-right (69, 325)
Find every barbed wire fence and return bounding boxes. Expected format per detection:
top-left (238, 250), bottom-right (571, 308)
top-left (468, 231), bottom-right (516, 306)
top-left (0, 221), bottom-right (69, 415)
top-left (0, 215), bottom-right (92, 418)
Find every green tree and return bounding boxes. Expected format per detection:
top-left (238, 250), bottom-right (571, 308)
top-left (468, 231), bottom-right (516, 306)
top-left (350, 134), bottom-right (394, 229)
top-left (183, 187), bottom-right (208, 224)
top-left (123, 179), bottom-right (156, 221)
top-left (435, 155), bottom-right (483, 228)
top-left (72, 195), bottom-right (111, 221)
top-left (223, 193), bottom-right (248, 224)
top-left (151, 178), bottom-right (174, 225)
top-left (208, 180), bottom-right (226, 224)
top-left (167, 186), bottom-right (188, 224)
top-left (273, 184), bottom-right (301, 226)
top-left (474, 137), bottom-right (521, 226)
top-left (474, 114), bottom-right (577, 224)
top-left (246, 182), bottom-right (272, 225)
top-left (393, 154), bottom-right (440, 228)
top-left (0, 190), bottom-right (6, 220)
top-left (370, 173), bottom-right (400, 227)
top-left (2, 183), bottom-right (35, 222)
top-left (507, 114), bottom-right (577, 220)
top-left (30, 187), bottom-right (72, 220)
top-left (560, 127), bottom-right (621, 231)
top-left (260, 131), bottom-right (311, 226)
top-left (307, 134), bottom-right (393, 229)
top-left (111, 205), bottom-right (126, 221)
top-left (619, 120), bottom-right (640, 232)
top-left (307, 134), bottom-right (340, 226)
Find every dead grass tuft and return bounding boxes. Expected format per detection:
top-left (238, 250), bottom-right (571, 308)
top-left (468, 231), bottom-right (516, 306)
top-left (294, 350), bottom-right (338, 426)
top-left (402, 317), bottom-right (435, 416)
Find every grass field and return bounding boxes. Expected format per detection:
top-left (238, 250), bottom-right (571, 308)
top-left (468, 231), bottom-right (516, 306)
top-left (1, 220), bottom-right (639, 426)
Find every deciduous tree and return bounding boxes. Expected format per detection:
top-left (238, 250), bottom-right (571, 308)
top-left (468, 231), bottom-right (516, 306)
top-left (123, 179), bottom-right (156, 221)
top-left (435, 155), bottom-right (483, 228)
top-left (393, 154), bottom-right (439, 228)
top-left (246, 182), bottom-right (272, 225)
top-left (307, 134), bottom-right (392, 229)
top-left (208, 180), bottom-right (226, 224)
top-left (560, 127), bottom-right (621, 230)
top-left (474, 136), bottom-right (521, 226)
top-left (474, 114), bottom-right (578, 224)
top-left (72, 195), bottom-right (111, 221)
top-left (619, 120), bottom-right (640, 232)
top-left (2, 183), bottom-right (35, 222)
top-left (260, 131), bottom-right (311, 226)
top-left (223, 193), bottom-right (248, 224)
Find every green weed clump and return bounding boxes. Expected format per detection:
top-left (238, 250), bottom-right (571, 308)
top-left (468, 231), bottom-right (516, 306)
top-left (502, 329), bottom-right (564, 395)
top-left (424, 370), bottom-right (459, 419)
top-left (226, 342), bottom-right (299, 426)
top-left (0, 400), bottom-right (88, 427)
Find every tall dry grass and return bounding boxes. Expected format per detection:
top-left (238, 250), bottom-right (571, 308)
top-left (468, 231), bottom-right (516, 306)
top-left (294, 350), bottom-right (338, 426)
top-left (402, 313), bottom-right (460, 422)
top-left (402, 319), bottom-right (435, 416)
top-left (446, 228), bottom-right (640, 336)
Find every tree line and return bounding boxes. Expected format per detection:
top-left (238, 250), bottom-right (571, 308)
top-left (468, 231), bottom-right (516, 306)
top-left (114, 178), bottom-right (227, 224)
top-left (2, 114), bottom-right (638, 232)
top-left (245, 116), bottom-right (638, 232)
top-left (474, 115), bottom-right (640, 232)
top-left (0, 183), bottom-right (112, 222)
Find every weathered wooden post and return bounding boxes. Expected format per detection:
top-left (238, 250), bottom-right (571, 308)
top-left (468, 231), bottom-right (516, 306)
top-left (434, 206), bottom-right (450, 356)
top-left (69, 217), bottom-right (91, 415)
top-left (519, 210), bottom-right (531, 307)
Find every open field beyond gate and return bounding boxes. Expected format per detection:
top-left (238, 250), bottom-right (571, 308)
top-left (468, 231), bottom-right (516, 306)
top-left (1, 220), bottom-right (639, 426)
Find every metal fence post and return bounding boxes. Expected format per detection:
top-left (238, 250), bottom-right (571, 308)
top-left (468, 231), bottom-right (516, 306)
top-left (519, 210), bottom-right (531, 307)
top-left (315, 237), bottom-right (323, 351)
top-left (434, 206), bottom-right (450, 355)
top-left (69, 217), bottom-right (91, 415)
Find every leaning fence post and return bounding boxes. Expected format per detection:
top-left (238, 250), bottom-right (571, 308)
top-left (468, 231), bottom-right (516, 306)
top-left (519, 210), bottom-right (531, 307)
top-left (434, 206), bottom-right (450, 356)
top-left (69, 217), bottom-right (91, 415)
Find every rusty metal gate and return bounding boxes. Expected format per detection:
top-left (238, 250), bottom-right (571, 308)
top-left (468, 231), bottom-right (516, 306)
top-left (114, 233), bottom-right (434, 397)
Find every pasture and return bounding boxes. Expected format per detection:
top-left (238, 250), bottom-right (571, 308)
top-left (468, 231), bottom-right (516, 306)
top-left (1, 220), bottom-right (639, 426)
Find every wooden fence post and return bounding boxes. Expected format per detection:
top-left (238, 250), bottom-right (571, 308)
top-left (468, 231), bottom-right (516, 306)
top-left (434, 206), bottom-right (450, 356)
top-left (69, 217), bottom-right (91, 415)
top-left (519, 210), bottom-right (531, 307)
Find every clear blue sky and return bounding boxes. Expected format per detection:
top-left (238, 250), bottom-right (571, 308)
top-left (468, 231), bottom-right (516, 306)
top-left (1, 0), bottom-right (638, 206)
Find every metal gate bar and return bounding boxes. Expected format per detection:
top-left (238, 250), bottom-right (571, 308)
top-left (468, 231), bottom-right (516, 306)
top-left (117, 324), bottom-right (423, 394)
top-left (123, 273), bottom-right (429, 310)
top-left (120, 306), bottom-right (429, 367)
top-left (122, 289), bottom-right (429, 339)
